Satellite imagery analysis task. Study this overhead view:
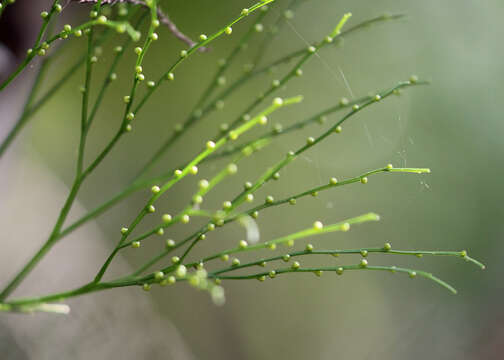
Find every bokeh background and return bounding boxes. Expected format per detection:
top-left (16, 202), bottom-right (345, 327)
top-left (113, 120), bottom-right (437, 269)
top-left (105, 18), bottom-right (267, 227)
top-left (0, 0), bottom-right (502, 359)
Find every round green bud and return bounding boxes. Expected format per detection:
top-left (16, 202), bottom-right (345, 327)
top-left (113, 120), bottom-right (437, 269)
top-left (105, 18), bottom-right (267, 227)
top-left (257, 275), bottom-right (266, 282)
top-left (156, 228), bottom-right (164, 236)
top-left (181, 214), bottom-right (190, 224)
top-left (339, 97), bottom-right (349, 106)
top-left (232, 258), bottom-right (241, 266)
top-left (37, 49), bottom-right (46, 56)
top-left (221, 254), bottom-right (229, 262)
top-left (132, 241), bottom-right (140, 248)
top-left (41, 11), bottom-right (49, 19)
top-left (147, 205), bottom-right (155, 213)
top-left (154, 271), bottom-right (165, 281)
top-left (255, 23), bottom-right (264, 32)
top-left (336, 267), bottom-right (344, 275)
top-left (206, 141), bottom-right (216, 150)
top-left (409, 75), bottom-right (419, 84)
top-left (109, 73), bottom-right (117, 81)
top-left (222, 201), bottom-right (232, 210)
top-left (416, 253), bottom-right (423, 258)
top-left (74, 29), bottom-right (83, 37)
top-left (97, 15), bottom-right (107, 24)
top-left (121, 227), bottom-right (129, 235)
top-left (176, 265), bottom-right (187, 278)
top-left (123, 95), bottom-right (131, 104)
top-left (199, 34), bottom-right (207, 41)
top-left (384, 243), bottom-right (392, 251)
top-left (360, 177), bottom-right (368, 184)
top-left (374, 94), bottom-right (382, 101)
top-left (239, 240), bottom-right (248, 249)
top-left (282, 254), bottom-right (290, 262)
top-left (386, 163), bottom-right (393, 170)
top-left (193, 195), bottom-right (203, 204)
top-left (251, 211), bottom-right (259, 219)
top-left (241, 8), bottom-right (249, 16)
top-left (197, 179), bottom-right (209, 189)
top-left (314, 270), bottom-right (323, 277)
top-left (325, 36), bottom-right (333, 43)
top-left (265, 195), bottom-right (274, 204)
top-left (207, 223), bottom-right (216, 231)
top-left (174, 169), bottom-right (182, 177)
top-left (152, 19), bottom-right (160, 28)
top-left (332, 253), bottom-right (339, 257)
top-left (352, 104), bottom-right (360, 111)
top-left (286, 239), bottom-right (294, 247)
top-left (227, 163), bottom-right (238, 174)
top-left (306, 244), bottom-right (314, 252)
top-left (147, 80), bottom-right (155, 88)
top-left (189, 165), bottom-right (198, 175)
top-left (116, 24), bottom-right (126, 34)
top-left (134, 47), bottom-right (142, 55)
top-left (180, 50), bottom-right (188, 58)
top-left (313, 221), bottom-right (323, 230)
top-left (295, 68), bottom-right (303, 77)
top-left (268, 243), bottom-right (277, 250)
top-left (142, 283), bottom-right (151, 291)
top-left (334, 125), bottom-right (343, 133)
top-left (151, 185), bottom-right (160, 194)
top-left (360, 250), bottom-right (368, 257)
top-left (311, 191), bottom-right (319, 197)
top-left (125, 124), bottom-right (132, 132)
top-left (161, 214), bottom-right (172, 224)
top-left (246, 194), bottom-right (254, 202)
top-left (136, 73), bottom-right (145, 81)
top-left (225, 26), bottom-right (232, 35)
top-left (150, 32), bottom-right (158, 41)
top-left (307, 46), bottom-right (316, 53)
top-left (409, 271), bottom-right (417, 278)
top-left (289, 198), bottom-right (296, 205)
top-left (273, 97), bottom-right (283, 106)
top-left (126, 112), bottom-right (135, 121)
top-left (269, 270), bottom-right (276, 278)
top-left (166, 72), bottom-right (175, 81)
top-left (165, 239), bottom-right (175, 248)
top-left (284, 9), bottom-right (294, 19)
top-left (341, 223), bottom-right (350, 232)
top-left (63, 24), bottom-right (72, 32)
top-left (360, 259), bottom-right (368, 267)
top-left (166, 276), bottom-right (176, 285)
top-left (244, 182), bottom-right (253, 190)
top-left (306, 136), bottom-right (315, 145)
top-left (171, 256), bottom-right (180, 264)
top-left (272, 79), bottom-right (280, 88)
top-left (291, 261), bottom-right (300, 270)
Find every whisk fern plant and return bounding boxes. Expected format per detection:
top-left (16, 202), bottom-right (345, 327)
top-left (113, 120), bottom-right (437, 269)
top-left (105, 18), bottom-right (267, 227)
top-left (0, 0), bottom-right (484, 314)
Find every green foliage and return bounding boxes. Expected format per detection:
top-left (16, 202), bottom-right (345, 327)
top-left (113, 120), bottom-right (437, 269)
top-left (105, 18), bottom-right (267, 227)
top-left (0, 0), bottom-right (484, 314)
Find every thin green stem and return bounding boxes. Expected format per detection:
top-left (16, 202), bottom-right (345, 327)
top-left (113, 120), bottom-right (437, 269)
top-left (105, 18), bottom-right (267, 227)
top-left (224, 166), bottom-right (430, 223)
top-left (0, 55), bottom-right (51, 158)
top-left (209, 264), bottom-right (458, 294)
top-left (95, 95), bottom-right (301, 281)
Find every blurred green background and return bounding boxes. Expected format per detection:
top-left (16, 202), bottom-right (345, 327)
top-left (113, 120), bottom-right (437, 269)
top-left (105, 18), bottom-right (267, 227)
top-left (1, 0), bottom-right (502, 359)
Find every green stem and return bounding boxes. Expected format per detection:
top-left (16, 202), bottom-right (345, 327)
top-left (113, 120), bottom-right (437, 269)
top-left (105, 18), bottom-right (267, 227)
top-left (0, 56), bottom-right (50, 158)
top-left (0, 0), bottom-right (58, 91)
top-left (0, 178), bottom-right (83, 301)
